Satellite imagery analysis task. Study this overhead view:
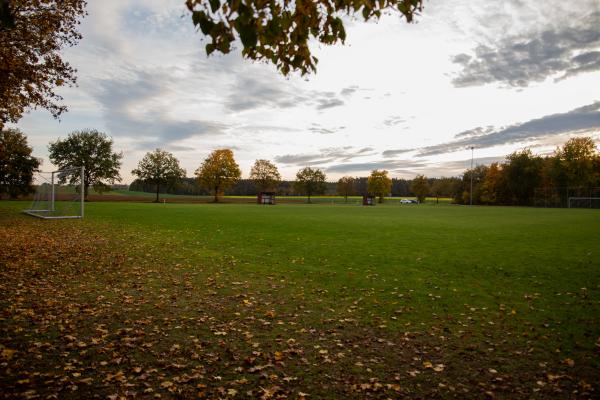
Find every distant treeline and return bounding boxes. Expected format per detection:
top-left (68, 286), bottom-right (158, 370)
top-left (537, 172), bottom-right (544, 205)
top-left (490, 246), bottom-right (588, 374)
top-left (128, 137), bottom-right (599, 207)
top-left (452, 137), bottom-right (600, 206)
top-left (128, 177), bottom-right (454, 198)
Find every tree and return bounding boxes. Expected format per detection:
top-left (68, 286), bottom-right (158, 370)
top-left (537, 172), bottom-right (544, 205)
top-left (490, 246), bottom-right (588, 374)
top-left (195, 149), bottom-right (241, 202)
top-left (455, 165), bottom-right (488, 205)
top-left (367, 170), bottom-right (392, 203)
top-left (48, 129), bottom-right (122, 200)
top-left (249, 159), bottom-right (281, 193)
top-left (294, 167), bottom-right (326, 203)
top-left (0, 0), bottom-right (87, 129)
top-left (186, 0), bottom-right (423, 76)
top-left (503, 149), bottom-right (543, 205)
top-left (336, 176), bottom-right (355, 202)
top-left (0, 128), bottom-right (40, 198)
top-left (430, 177), bottom-right (455, 204)
top-left (480, 163), bottom-right (507, 204)
top-left (554, 137), bottom-right (599, 188)
top-left (132, 149), bottom-right (186, 203)
top-left (410, 174), bottom-right (429, 203)
top-left (391, 178), bottom-right (411, 196)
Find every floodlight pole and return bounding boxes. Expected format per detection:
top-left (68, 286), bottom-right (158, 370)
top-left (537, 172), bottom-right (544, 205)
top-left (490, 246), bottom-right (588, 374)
top-left (470, 146), bottom-right (474, 206)
top-left (51, 171), bottom-right (55, 211)
top-left (80, 166), bottom-right (85, 218)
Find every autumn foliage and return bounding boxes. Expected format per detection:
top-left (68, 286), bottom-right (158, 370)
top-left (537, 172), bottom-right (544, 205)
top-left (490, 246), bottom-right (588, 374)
top-left (454, 137), bottom-right (600, 206)
top-left (0, 0), bottom-right (87, 128)
top-left (336, 176), bottom-right (355, 202)
top-left (0, 128), bottom-right (40, 198)
top-left (186, 0), bottom-right (423, 75)
top-left (249, 159), bottom-right (281, 193)
top-left (294, 167), bottom-right (326, 203)
top-left (195, 149), bottom-right (241, 202)
top-left (368, 170), bottom-right (392, 203)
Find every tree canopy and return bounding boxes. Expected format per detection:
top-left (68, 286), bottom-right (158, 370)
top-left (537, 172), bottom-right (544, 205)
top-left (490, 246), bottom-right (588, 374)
top-left (0, 0), bottom-right (87, 129)
top-left (554, 137), bottom-right (599, 188)
top-left (430, 177), bottom-right (457, 204)
top-left (294, 167), bottom-right (326, 203)
top-left (186, 0), bottom-right (423, 75)
top-left (410, 174), bottom-right (429, 203)
top-left (451, 136), bottom-right (600, 206)
top-left (132, 149), bottom-right (186, 203)
top-left (195, 149), bottom-right (241, 202)
top-left (503, 149), bottom-right (543, 205)
top-left (479, 163), bottom-right (505, 205)
top-left (367, 169), bottom-right (391, 203)
top-left (336, 176), bottom-right (355, 202)
top-left (249, 159), bottom-right (281, 193)
top-left (48, 129), bottom-right (122, 200)
top-left (0, 128), bottom-right (40, 198)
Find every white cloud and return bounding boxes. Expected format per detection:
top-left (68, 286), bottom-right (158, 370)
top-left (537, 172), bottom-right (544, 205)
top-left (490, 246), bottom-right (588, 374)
top-left (9, 0), bottom-right (600, 182)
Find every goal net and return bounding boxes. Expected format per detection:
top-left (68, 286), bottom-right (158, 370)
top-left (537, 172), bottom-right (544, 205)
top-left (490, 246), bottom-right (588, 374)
top-left (568, 197), bottom-right (600, 209)
top-left (23, 167), bottom-right (85, 219)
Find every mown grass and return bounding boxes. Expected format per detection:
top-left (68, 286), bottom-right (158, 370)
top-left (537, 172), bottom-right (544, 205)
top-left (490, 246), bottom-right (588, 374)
top-left (1, 201), bottom-right (598, 399)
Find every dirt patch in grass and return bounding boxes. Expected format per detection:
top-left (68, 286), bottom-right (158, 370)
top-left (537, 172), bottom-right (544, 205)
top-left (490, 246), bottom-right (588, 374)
top-left (0, 215), bottom-right (597, 399)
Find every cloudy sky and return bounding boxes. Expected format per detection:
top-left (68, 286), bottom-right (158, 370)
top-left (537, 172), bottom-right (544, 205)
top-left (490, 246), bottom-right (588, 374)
top-left (10, 0), bottom-right (600, 182)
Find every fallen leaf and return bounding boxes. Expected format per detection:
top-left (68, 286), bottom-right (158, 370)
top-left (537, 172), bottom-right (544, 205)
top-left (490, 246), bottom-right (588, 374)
top-left (1, 348), bottom-right (16, 360)
top-left (563, 358), bottom-right (575, 367)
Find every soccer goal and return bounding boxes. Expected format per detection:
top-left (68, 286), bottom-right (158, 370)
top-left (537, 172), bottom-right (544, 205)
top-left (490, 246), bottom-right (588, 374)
top-left (568, 197), bottom-right (600, 209)
top-left (23, 167), bottom-right (85, 219)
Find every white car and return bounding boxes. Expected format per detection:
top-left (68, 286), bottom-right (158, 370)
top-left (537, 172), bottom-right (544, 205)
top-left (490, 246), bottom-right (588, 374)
top-left (400, 199), bottom-right (419, 204)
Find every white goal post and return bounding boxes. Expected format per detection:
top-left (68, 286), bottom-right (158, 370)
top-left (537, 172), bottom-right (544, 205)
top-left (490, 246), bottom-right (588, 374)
top-left (23, 167), bottom-right (85, 219)
top-left (568, 197), bottom-right (600, 209)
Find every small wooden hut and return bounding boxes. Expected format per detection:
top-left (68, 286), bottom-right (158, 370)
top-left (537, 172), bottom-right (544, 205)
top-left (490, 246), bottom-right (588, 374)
top-left (257, 192), bottom-right (276, 205)
top-left (362, 195), bottom-right (375, 206)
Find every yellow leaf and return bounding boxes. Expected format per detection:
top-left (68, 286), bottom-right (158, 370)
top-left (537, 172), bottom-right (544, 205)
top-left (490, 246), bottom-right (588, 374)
top-left (1, 348), bottom-right (16, 360)
top-left (563, 358), bottom-right (575, 367)
top-left (433, 364), bottom-right (445, 372)
top-left (161, 381), bottom-right (174, 388)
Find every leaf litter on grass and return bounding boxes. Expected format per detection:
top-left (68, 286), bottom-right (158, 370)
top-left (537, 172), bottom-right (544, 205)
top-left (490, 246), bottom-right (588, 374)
top-left (0, 214), bottom-right (597, 399)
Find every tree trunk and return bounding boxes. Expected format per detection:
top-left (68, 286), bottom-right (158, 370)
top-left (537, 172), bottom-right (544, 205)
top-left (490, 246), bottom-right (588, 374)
top-left (344, 193), bottom-right (348, 203)
top-left (155, 183), bottom-right (160, 203)
top-left (379, 195), bottom-right (383, 203)
top-left (84, 183), bottom-right (89, 202)
top-left (307, 191), bottom-right (311, 204)
top-left (214, 186), bottom-right (219, 203)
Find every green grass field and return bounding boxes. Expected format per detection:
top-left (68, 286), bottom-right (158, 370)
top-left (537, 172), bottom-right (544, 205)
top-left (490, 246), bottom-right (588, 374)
top-left (1, 201), bottom-right (598, 399)
top-left (93, 189), bottom-right (453, 204)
